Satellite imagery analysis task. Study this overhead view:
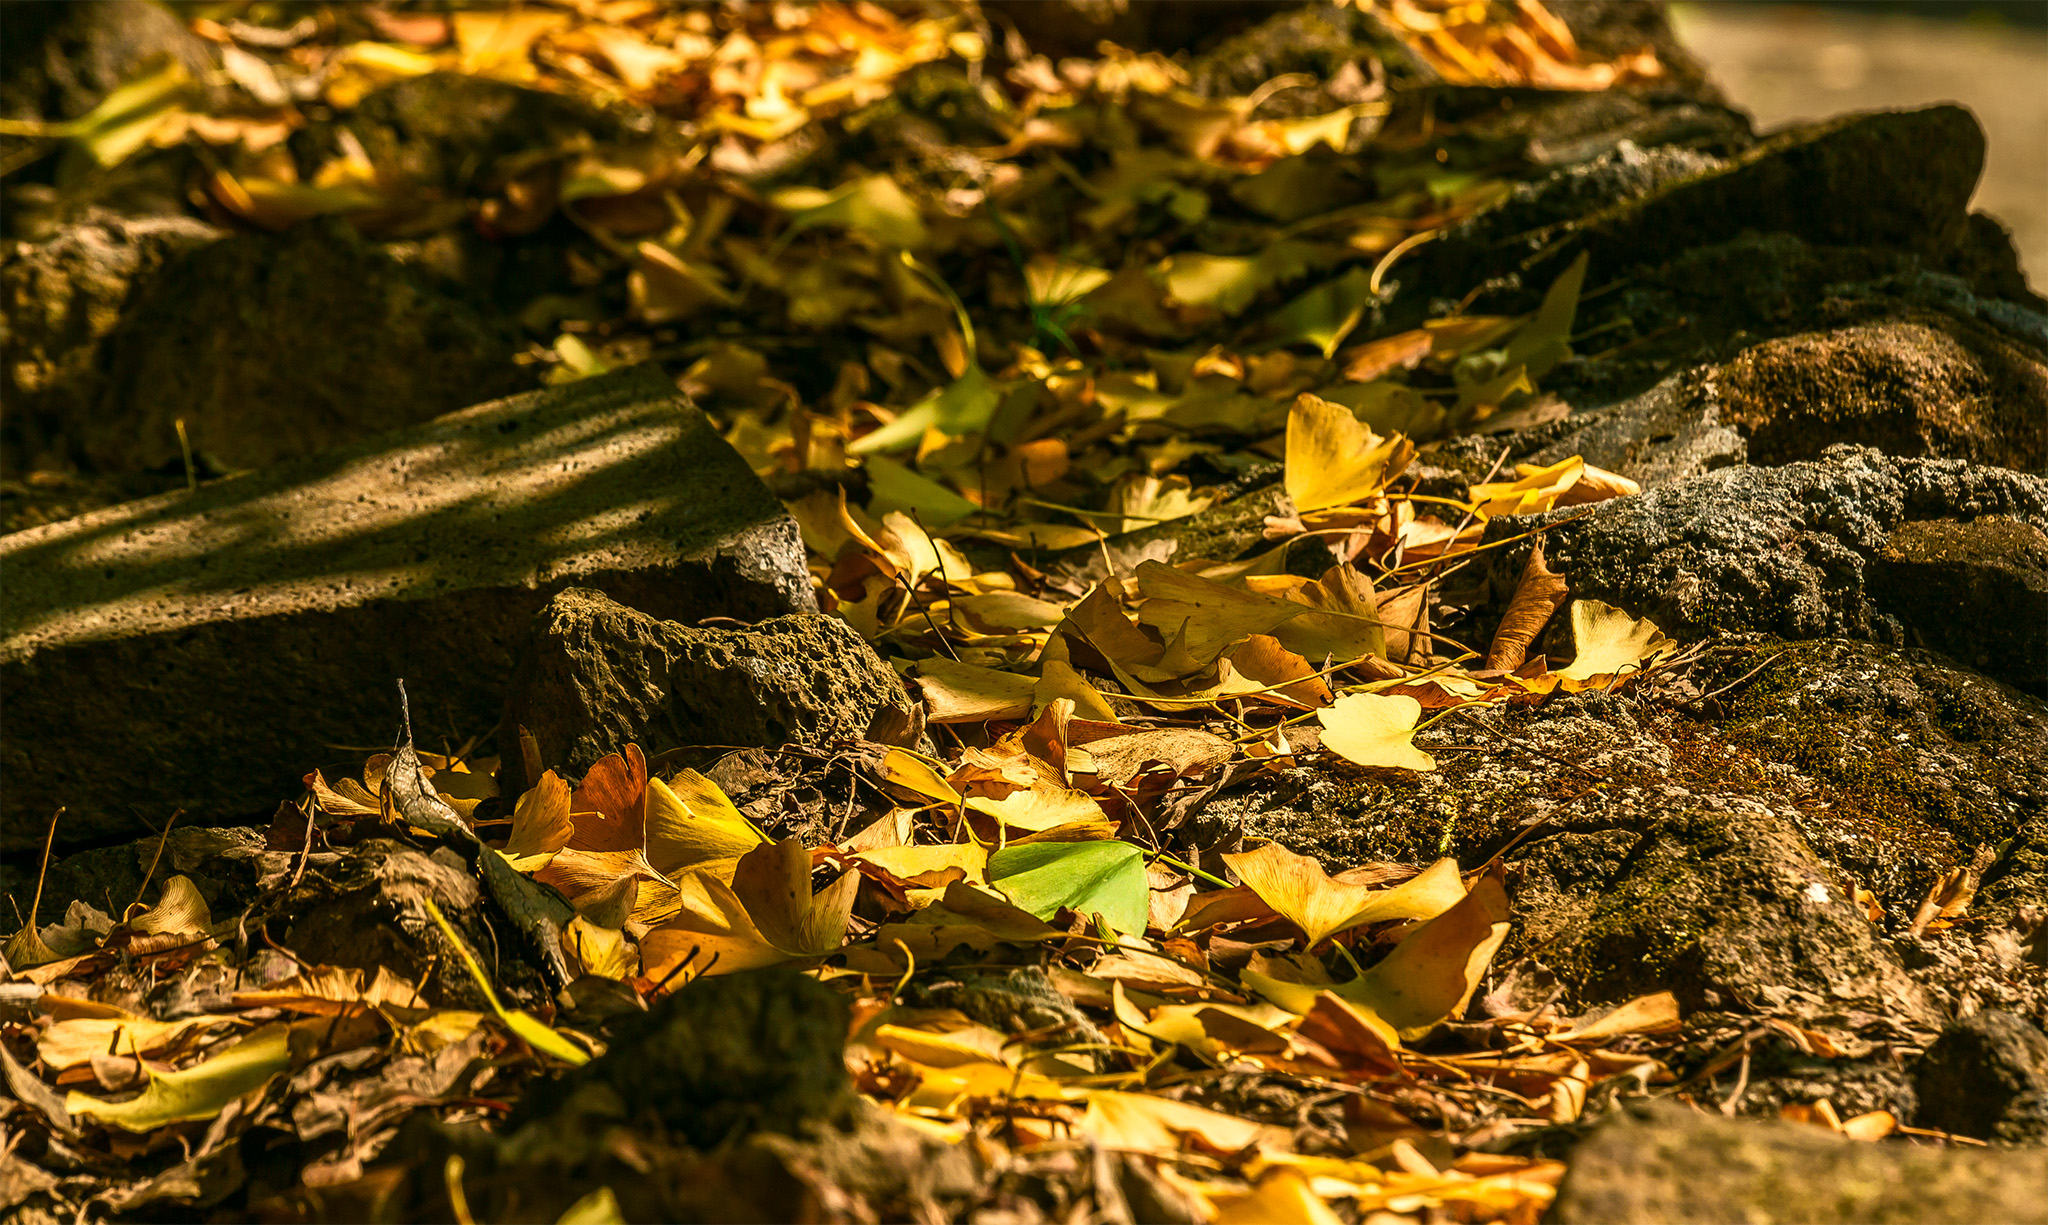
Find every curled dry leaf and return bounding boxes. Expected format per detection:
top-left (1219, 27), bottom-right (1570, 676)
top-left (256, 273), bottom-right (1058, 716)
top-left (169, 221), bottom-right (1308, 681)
top-left (1485, 540), bottom-right (1568, 671)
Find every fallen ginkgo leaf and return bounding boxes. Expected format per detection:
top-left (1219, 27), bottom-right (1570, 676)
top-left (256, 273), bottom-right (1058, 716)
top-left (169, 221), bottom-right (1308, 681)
top-left (1555, 600), bottom-right (1675, 683)
top-left (1222, 847), bottom-right (1466, 948)
top-left (1316, 692), bottom-right (1436, 771)
top-left (66, 1025), bottom-right (292, 1132)
top-left (1284, 393), bottom-right (1416, 513)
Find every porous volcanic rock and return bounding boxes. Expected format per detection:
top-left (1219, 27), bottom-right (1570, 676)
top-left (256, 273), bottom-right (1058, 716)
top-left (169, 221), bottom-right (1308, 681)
top-left (85, 218), bottom-right (531, 474)
top-left (1, 214), bottom-right (221, 465)
top-left (0, 368), bottom-right (813, 848)
top-left (1913, 1010), bottom-right (2048, 1144)
top-left (1480, 447), bottom-right (2048, 690)
top-left (1197, 636), bottom-right (2048, 1118)
top-left (1710, 317), bottom-right (2048, 469)
top-left (504, 589), bottom-right (922, 786)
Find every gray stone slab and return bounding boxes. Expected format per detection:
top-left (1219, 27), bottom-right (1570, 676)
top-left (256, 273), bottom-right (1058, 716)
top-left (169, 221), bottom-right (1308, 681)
top-left (0, 367), bottom-right (813, 848)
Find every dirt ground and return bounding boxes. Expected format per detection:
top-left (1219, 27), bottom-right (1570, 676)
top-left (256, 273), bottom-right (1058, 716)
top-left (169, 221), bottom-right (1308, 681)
top-left (1673, 1), bottom-right (2048, 289)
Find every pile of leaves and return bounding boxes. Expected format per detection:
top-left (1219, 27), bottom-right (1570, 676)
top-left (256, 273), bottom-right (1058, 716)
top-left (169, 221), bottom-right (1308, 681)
top-left (0, 1), bottom-right (1762, 1220)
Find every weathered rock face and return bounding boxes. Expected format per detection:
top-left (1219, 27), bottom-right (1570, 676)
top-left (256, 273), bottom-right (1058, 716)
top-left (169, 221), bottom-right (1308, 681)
top-left (505, 589), bottom-right (921, 787)
top-left (1872, 516), bottom-right (2048, 690)
top-left (1462, 312), bottom-right (2048, 495)
top-left (403, 968), bottom-right (975, 1223)
top-left (1914, 1011), bottom-right (2048, 1144)
top-left (0, 2), bottom-right (215, 126)
top-left (1430, 370), bottom-right (1748, 492)
top-left (0, 368), bottom-right (813, 848)
top-left (1, 214), bottom-right (221, 466)
top-left (1549, 1101), bottom-right (2048, 1225)
top-left (1199, 635), bottom-right (2048, 1117)
top-left (1711, 317), bottom-right (2048, 470)
top-left (1515, 798), bottom-right (1932, 1024)
top-left (83, 219), bottom-right (532, 474)
top-left (525, 970), bottom-right (854, 1147)
top-left (1481, 448), bottom-right (2048, 690)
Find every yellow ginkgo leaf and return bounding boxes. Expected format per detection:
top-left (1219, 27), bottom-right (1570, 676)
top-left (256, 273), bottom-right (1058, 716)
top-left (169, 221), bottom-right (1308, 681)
top-left (1223, 846), bottom-right (1465, 948)
top-left (1316, 693), bottom-right (1435, 772)
top-left (912, 657), bottom-right (1038, 723)
top-left (854, 842), bottom-right (989, 888)
top-left (1133, 561), bottom-right (1306, 669)
top-left (562, 915), bottom-right (638, 981)
top-left (729, 836), bottom-right (858, 958)
top-left (1555, 600), bottom-right (1676, 684)
top-left (1078, 1089), bottom-right (1286, 1157)
top-left (1104, 473), bottom-right (1214, 536)
top-left (500, 769), bottom-right (574, 871)
top-left (1034, 635), bottom-right (1122, 723)
top-left (1284, 393), bottom-right (1416, 514)
top-left (1470, 455), bottom-right (1583, 518)
top-left (643, 772), bottom-right (768, 882)
top-left (1338, 871), bottom-right (1512, 1038)
top-left (963, 783), bottom-right (1106, 834)
top-left (1212, 1168), bottom-right (1346, 1225)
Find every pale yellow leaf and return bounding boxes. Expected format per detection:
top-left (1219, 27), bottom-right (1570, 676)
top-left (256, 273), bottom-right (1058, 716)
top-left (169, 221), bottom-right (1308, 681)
top-left (1317, 693), bottom-right (1435, 771)
top-left (1284, 393), bottom-right (1416, 513)
top-left (1555, 600), bottom-right (1676, 683)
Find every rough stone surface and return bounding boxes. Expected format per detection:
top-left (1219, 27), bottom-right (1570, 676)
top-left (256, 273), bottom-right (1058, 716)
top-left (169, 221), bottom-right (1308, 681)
top-left (1872, 516), bottom-right (2048, 692)
top-left (1432, 370), bottom-right (1748, 492)
top-left (0, 1), bottom-right (215, 125)
top-left (1197, 637), bottom-right (2048, 1118)
top-left (1549, 1100), bottom-right (2048, 1224)
top-left (1557, 105), bottom-right (1982, 283)
top-left (83, 219), bottom-right (532, 474)
top-left (0, 367), bottom-right (813, 848)
top-left (1513, 798), bottom-right (1932, 1023)
top-left (1, 213), bottom-right (222, 476)
top-left (1482, 448), bottom-right (2048, 690)
top-left (1404, 106), bottom-right (1986, 331)
top-left (1711, 318), bottom-right (2048, 470)
top-left (1913, 1011), bottom-right (2048, 1144)
top-left (519, 969), bottom-right (853, 1148)
top-left (505, 589), bottom-right (920, 786)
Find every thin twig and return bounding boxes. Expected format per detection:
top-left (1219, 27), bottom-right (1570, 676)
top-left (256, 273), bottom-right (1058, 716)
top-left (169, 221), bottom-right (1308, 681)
top-left (1675, 650), bottom-right (1787, 712)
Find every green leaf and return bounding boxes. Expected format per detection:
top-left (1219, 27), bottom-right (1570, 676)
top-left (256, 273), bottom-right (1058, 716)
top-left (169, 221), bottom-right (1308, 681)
top-left (864, 455), bottom-right (980, 527)
top-left (771, 175), bottom-right (929, 249)
top-left (849, 398), bottom-right (938, 455)
top-left (66, 1025), bottom-right (292, 1132)
top-left (988, 840), bottom-right (1149, 936)
top-left (932, 363), bottom-right (1001, 436)
top-left (1504, 251), bottom-right (1588, 381)
top-left (1268, 266), bottom-right (1376, 358)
